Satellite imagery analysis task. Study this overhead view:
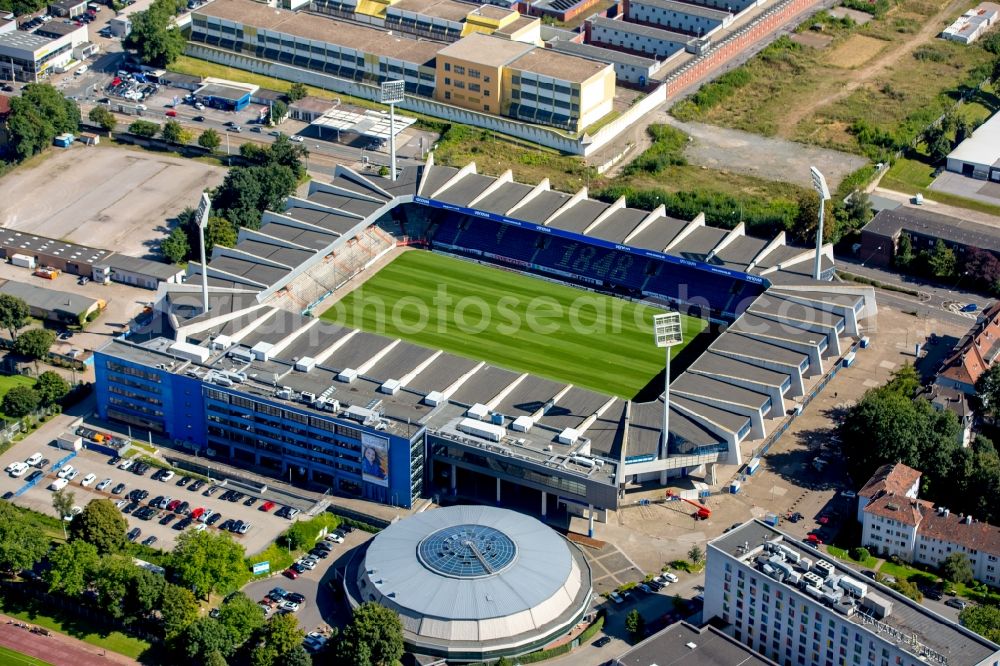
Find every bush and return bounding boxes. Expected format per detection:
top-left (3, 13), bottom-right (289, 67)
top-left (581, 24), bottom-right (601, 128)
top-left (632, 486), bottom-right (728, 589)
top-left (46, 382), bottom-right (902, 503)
top-left (577, 612), bottom-right (605, 643)
top-left (623, 124), bottom-right (688, 176)
top-left (841, 0), bottom-right (891, 17)
top-left (850, 547), bottom-right (871, 562)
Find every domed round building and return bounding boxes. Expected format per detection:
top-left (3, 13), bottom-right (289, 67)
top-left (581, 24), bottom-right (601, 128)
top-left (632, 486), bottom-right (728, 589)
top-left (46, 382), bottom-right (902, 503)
top-left (345, 505), bottom-right (593, 662)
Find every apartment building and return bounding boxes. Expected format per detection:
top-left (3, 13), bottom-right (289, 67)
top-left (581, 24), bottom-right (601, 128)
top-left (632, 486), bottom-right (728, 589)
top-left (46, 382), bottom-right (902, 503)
top-left (705, 521), bottom-right (1000, 666)
top-left (857, 463), bottom-right (1000, 588)
top-left (624, 0), bottom-right (733, 36)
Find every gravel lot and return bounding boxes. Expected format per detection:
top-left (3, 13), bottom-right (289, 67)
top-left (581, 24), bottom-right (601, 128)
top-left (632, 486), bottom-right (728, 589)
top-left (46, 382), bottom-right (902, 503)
top-left (0, 442), bottom-right (298, 554)
top-left (0, 146), bottom-right (225, 258)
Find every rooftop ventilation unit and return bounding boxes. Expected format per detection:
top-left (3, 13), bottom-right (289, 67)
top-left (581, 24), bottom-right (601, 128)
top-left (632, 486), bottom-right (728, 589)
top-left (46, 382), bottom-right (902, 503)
top-left (458, 417), bottom-right (506, 442)
top-left (467, 403), bottom-right (489, 420)
top-left (838, 577), bottom-right (868, 598)
top-left (276, 387), bottom-right (293, 400)
top-left (861, 592), bottom-right (893, 619)
top-left (212, 335), bottom-right (233, 351)
top-left (345, 405), bottom-right (376, 423)
top-left (295, 356), bottom-right (316, 372)
top-left (511, 415), bottom-right (533, 432)
top-left (558, 428), bottom-right (579, 445)
top-left (251, 341), bottom-right (274, 362)
top-left (300, 391), bottom-right (316, 404)
top-left (168, 341), bottom-right (210, 363)
top-left (338, 368), bottom-right (358, 383)
top-left (424, 391), bottom-right (444, 407)
top-left (813, 560), bottom-right (835, 580)
top-left (380, 379), bottom-right (401, 395)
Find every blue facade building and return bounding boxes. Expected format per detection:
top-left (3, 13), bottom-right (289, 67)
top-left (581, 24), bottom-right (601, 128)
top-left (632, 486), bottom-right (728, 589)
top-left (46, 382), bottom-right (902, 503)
top-left (94, 339), bottom-right (422, 508)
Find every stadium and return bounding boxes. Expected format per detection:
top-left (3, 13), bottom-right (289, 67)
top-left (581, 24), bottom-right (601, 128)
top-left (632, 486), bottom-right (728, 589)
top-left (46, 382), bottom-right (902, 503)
top-left (94, 159), bottom-right (876, 523)
top-left (344, 505), bottom-right (593, 661)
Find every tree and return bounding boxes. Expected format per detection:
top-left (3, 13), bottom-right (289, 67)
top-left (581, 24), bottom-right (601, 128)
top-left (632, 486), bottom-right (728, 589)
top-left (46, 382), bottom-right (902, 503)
top-left (206, 217), bottom-right (238, 253)
top-left (336, 602), bottom-right (403, 666)
top-left (161, 584), bottom-right (200, 640)
top-left (69, 499), bottom-right (127, 554)
top-left (125, 0), bottom-right (186, 66)
top-left (35, 371), bottom-right (70, 407)
top-left (941, 553), bottom-right (974, 585)
top-left (976, 363), bottom-right (1000, 417)
top-left (926, 127), bottom-right (952, 163)
top-left (0, 293), bottom-right (31, 341)
top-left (45, 539), bottom-right (98, 597)
top-left (625, 608), bottom-right (645, 641)
top-left (793, 190), bottom-right (834, 244)
top-left (278, 646), bottom-right (312, 666)
top-left (850, 547), bottom-right (871, 563)
top-left (889, 578), bottom-right (922, 602)
top-left (126, 566), bottom-right (165, 620)
top-left (2, 385), bottom-right (40, 418)
top-left (217, 591), bottom-right (265, 647)
top-left (199, 128), bottom-right (222, 153)
top-left (960, 604), bottom-right (1000, 643)
top-left (129, 119), bottom-right (161, 138)
top-left (270, 100), bottom-right (288, 125)
top-left (252, 612), bottom-right (306, 666)
top-left (88, 106), bottom-right (117, 134)
top-left (168, 530), bottom-right (248, 599)
top-left (51, 488), bottom-right (74, 522)
top-left (182, 616), bottom-right (236, 661)
top-left (93, 555), bottom-right (135, 619)
top-left (688, 545), bottom-right (703, 565)
top-left (928, 239), bottom-right (957, 278)
top-left (7, 83), bottom-right (80, 161)
top-left (205, 651), bottom-right (229, 666)
top-left (268, 135), bottom-right (308, 180)
top-left (14, 327), bottom-right (55, 372)
top-left (0, 502), bottom-right (49, 573)
top-left (161, 119), bottom-right (192, 145)
top-left (212, 164), bottom-right (297, 230)
top-left (287, 82), bottom-right (307, 101)
top-left (895, 233), bottom-right (913, 269)
top-left (161, 226), bottom-right (190, 264)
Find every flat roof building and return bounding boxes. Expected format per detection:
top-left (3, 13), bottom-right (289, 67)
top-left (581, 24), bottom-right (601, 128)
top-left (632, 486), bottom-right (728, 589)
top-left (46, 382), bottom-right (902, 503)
top-left (859, 206), bottom-right (1000, 269)
top-left (0, 230), bottom-right (113, 275)
top-left (0, 30), bottom-right (76, 82)
top-left (614, 621), bottom-right (778, 666)
top-left (705, 521), bottom-right (1000, 666)
top-left (942, 2), bottom-right (1000, 44)
top-left (0, 279), bottom-right (102, 324)
top-left (947, 111), bottom-right (1000, 181)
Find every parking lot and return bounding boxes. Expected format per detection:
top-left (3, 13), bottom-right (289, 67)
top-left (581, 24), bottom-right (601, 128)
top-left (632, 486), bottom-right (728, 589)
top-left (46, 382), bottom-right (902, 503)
top-left (243, 528), bottom-right (372, 641)
top-left (0, 441), bottom-right (302, 554)
top-left (0, 145), bottom-right (225, 259)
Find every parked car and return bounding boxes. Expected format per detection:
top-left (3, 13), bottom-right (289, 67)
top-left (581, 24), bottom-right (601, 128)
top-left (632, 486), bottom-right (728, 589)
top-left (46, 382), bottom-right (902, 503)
top-left (118, 459), bottom-right (134, 471)
top-left (127, 527), bottom-right (141, 541)
top-left (65, 469), bottom-right (79, 482)
top-left (945, 598), bottom-right (969, 610)
top-left (220, 519), bottom-right (236, 531)
top-left (108, 456), bottom-right (121, 466)
top-left (286, 592), bottom-right (305, 604)
top-left (26, 470), bottom-right (43, 483)
top-left (260, 501), bottom-right (276, 512)
top-left (297, 558), bottom-right (317, 571)
top-left (237, 522), bottom-right (250, 535)
top-left (207, 512), bottom-right (223, 526)
top-left (96, 478), bottom-right (112, 491)
top-left (283, 568), bottom-right (299, 579)
top-left (80, 473), bottom-right (97, 487)
top-left (177, 476), bottom-right (192, 487)
top-left (141, 536), bottom-right (157, 547)
top-left (160, 513), bottom-right (176, 526)
top-left (243, 497), bottom-right (257, 507)
top-left (309, 548), bottom-right (329, 560)
top-left (25, 453), bottom-right (42, 466)
top-left (57, 464), bottom-right (75, 479)
top-left (593, 636), bottom-right (612, 648)
top-left (280, 601), bottom-right (300, 613)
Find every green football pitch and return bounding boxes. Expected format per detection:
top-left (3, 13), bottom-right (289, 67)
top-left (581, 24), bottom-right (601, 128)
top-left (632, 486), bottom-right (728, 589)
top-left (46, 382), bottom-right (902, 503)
top-left (321, 252), bottom-right (706, 398)
top-left (0, 646), bottom-right (54, 666)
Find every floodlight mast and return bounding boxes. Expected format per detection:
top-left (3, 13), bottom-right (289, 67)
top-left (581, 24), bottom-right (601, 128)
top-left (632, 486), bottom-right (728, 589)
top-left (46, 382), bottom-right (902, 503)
top-left (380, 80), bottom-right (406, 182)
top-left (653, 312), bottom-right (683, 484)
top-left (196, 192), bottom-right (212, 315)
top-left (810, 166), bottom-right (830, 281)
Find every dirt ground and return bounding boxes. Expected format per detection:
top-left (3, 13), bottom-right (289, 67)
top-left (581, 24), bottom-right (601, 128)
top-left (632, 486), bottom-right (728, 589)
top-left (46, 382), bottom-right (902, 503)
top-left (0, 146), bottom-right (225, 259)
top-left (790, 32), bottom-right (834, 48)
top-left (576, 304), bottom-right (970, 576)
top-left (825, 34), bottom-right (887, 68)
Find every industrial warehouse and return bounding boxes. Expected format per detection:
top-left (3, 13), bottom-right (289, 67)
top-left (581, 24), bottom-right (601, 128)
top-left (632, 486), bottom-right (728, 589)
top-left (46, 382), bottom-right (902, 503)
top-left (94, 161), bottom-right (876, 526)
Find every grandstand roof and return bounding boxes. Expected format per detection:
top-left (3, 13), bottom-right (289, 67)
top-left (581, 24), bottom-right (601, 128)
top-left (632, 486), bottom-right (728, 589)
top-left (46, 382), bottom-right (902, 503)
top-left (141, 162), bottom-right (871, 479)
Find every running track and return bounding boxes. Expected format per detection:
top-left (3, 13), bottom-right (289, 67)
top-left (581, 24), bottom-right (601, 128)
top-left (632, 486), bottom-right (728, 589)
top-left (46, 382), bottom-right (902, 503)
top-left (0, 615), bottom-right (139, 666)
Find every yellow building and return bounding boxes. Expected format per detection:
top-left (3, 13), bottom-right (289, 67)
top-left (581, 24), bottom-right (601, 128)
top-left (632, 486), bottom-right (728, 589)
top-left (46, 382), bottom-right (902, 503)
top-left (435, 33), bottom-right (615, 132)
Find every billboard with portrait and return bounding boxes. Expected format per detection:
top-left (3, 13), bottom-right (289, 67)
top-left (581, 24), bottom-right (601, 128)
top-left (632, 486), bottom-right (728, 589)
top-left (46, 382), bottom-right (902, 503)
top-left (361, 433), bottom-right (390, 487)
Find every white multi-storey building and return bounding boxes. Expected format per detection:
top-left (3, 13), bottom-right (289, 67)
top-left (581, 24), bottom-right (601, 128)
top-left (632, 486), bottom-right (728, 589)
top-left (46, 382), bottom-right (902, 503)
top-left (705, 521), bottom-right (1000, 666)
top-left (856, 463), bottom-right (1000, 588)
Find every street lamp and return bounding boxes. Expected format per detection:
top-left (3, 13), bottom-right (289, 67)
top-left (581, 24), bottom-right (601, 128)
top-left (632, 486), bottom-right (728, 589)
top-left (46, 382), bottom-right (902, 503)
top-left (379, 80), bottom-right (405, 182)
top-left (653, 312), bottom-right (684, 482)
top-left (810, 166), bottom-right (830, 281)
top-left (195, 192), bottom-right (211, 315)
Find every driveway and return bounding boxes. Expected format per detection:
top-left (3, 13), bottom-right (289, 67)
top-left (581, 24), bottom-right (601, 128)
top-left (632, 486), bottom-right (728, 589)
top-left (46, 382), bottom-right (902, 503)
top-left (241, 529), bottom-right (373, 636)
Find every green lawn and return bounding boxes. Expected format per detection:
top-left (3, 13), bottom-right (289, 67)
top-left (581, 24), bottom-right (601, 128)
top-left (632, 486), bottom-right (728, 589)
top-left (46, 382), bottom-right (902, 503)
top-left (0, 374), bottom-right (35, 412)
top-left (0, 646), bottom-right (53, 666)
top-left (826, 545), bottom-right (878, 569)
top-left (321, 252), bottom-right (706, 398)
top-left (0, 594), bottom-right (151, 660)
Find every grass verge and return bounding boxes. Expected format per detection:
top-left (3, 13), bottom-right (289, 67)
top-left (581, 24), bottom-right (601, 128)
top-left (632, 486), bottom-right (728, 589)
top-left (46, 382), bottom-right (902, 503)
top-left (0, 594), bottom-right (151, 660)
top-left (0, 645), bottom-right (54, 666)
top-left (321, 252), bottom-right (705, 397)
top-left (826, 545), bottom-right (878, 568)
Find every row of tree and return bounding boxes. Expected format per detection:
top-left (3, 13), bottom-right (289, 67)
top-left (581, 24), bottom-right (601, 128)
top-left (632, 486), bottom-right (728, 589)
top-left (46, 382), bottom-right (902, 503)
top-left (159, 136), bottom-right (308, 263)
top-left (5, 84), bottom-right (80, 162)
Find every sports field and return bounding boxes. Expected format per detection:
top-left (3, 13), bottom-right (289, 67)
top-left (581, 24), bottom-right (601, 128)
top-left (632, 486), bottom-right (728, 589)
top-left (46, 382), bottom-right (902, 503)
top-left (321, 252), bottom-right (707, 398)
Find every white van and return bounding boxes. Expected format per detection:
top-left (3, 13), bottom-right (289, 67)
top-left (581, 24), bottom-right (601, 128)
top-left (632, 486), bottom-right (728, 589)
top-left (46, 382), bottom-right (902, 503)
top-left (75, 65), bottom-right (88, 76)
